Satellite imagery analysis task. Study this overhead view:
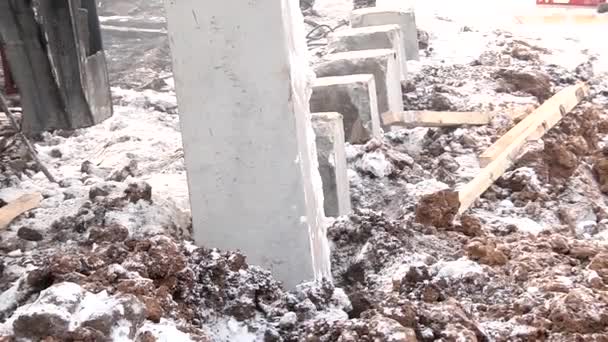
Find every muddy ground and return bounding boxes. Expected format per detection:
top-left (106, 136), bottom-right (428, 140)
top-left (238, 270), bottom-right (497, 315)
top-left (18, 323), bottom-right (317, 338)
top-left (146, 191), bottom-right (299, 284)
top-left (2, 0), bottom-right (608, 341)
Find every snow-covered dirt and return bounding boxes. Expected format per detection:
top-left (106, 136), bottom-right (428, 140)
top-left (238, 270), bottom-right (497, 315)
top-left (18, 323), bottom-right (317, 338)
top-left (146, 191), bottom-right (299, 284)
top-left (2, 0), bottom-right (608, 341)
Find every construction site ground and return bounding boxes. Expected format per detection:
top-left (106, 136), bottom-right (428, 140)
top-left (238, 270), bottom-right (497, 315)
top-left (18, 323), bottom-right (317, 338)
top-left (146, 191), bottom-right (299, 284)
top-left (2, 0), bottom-right (608, 341)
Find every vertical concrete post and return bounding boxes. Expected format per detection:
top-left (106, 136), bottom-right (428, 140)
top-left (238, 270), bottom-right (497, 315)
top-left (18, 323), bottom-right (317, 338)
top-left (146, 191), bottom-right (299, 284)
top-left (327, 25), bottom-right (407, 81)
top-left (312, 113), bottom-right (351, 217)
top-left (351, 8), bottom-right (420, 61)
top-left (315, 49), bottom-right (403, 118)
top-left (310, 74), bottom-right (381, 144)
top-left (164, 0), bottom-right (330, 288)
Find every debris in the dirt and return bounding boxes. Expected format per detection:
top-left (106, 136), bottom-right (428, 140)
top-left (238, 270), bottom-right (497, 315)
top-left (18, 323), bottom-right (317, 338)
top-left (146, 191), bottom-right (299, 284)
top-left (0, 91), bottom-right (56, 183)
top-left (16, 227), bottom-right (43, 241)
top-left (494, 69), bottom-right (553, 102)
top-left (124, 181), bottom-right (153, 203)
top-left (429, 92), bottom-right (454, 111)
top-left (455, 214), bottom-right (484, 237)
top-left (480, 83), bottom-right (589, 167)
top-left (465, 238), bottom-right (508, 266)
top-left (0, 193), bottom-right (43, 230)
top-left (382, 110), bottom-right (490, 128)
top-left (107, 159), bottom-right (139, 182)
top-left (453, 83), bottom-right (589, 218)
top-left (509, 45), bottom-right (539, 61)
top-left (415, 190), bottom-right (459, 227)
top-left (593, 157), bottom-right (608, 194)
top-left (417, 29), bottom-right (430, 49)
top-left (49, 148), bottom-right (62, 158)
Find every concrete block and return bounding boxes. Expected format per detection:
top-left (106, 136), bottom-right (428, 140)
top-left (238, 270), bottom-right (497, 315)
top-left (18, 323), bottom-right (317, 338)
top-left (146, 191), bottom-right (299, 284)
top-left (310, 74), bottom-right (380, 144)
top-left (312, 113), bottom-right (351, 217)
top-left (165, 0), bottom-right (330, 288)
top-left (351, 8), bottom-right (419, 61)
top-left (315, 49), bottom-right (403, 118)
top-left (327, 25), bottom-right (407, 81)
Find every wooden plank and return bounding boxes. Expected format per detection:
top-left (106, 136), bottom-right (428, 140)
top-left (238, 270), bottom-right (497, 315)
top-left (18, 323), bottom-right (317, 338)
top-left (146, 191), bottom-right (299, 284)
top-left (0, 193), bottom-right (42, 230)
top-left (501, 104), bottom-right (536, 122)
top-left (382, 111), bottom-right (490, 127)
top-left (459, 83), bottom-right (589, 214)
top-left (478, 83), bottom-right (589, 168)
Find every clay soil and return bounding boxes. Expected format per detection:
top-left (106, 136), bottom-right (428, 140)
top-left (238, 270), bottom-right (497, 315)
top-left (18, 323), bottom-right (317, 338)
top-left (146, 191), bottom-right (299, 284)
top-left (2, 0), bottom-right (608, 341)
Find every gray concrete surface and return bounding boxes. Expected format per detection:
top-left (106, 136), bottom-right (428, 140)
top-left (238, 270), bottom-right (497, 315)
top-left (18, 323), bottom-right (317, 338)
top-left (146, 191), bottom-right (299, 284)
top-left (164, 0), bottom-right (329, 288)
top-left (327, 25), bottom-right (407, 80)
top-left (312, 113), bottom-right (351, 217)
top-left (314, 49), bottom-right (402, 118)
top-left (310, 74), bottom-right (381, 144)
top-left (351, 8), bottom-right (419, 61)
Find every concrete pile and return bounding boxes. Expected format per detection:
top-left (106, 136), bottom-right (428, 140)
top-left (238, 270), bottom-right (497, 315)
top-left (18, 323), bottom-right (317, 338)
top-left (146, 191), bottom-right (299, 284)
top-left (308, 3), bottom-right (420, 222)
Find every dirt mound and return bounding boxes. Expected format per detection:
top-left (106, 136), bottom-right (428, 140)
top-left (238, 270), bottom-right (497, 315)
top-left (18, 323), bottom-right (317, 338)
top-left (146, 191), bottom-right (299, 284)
top-left (494, 69), bottom-right (554, 102)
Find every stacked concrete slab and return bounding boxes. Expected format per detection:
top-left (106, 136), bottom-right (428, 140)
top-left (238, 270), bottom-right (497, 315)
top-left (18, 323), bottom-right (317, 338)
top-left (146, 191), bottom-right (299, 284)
top-left (312, 113), bottom-right (351, 217)
top-left (310, 74), bottom-right (380, 144)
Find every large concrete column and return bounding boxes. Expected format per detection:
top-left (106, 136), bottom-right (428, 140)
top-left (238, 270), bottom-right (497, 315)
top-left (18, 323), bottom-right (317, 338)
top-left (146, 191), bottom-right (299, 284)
top-left (164, 0), bottom-right (330, 288)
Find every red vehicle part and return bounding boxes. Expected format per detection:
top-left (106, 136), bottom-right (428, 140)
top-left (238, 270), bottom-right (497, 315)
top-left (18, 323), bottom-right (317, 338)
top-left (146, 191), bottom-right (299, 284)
top-left (537, 0), bottom-right (606, 6)
top-left (0, 47), bottom-right (17, 95)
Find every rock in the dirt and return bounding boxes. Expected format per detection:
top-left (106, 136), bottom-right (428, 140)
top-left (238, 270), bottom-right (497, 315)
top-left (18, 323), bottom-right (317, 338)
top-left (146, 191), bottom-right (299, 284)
top-left (124, 182), bottom-right (153, 203)
top-left (279, 312), bottom-right (298, 329)
top-left (593, 158), bottom-right (608, 194)
top-left (107, 159), bottom-right (139, 182)
top-left (456, 214), bottom-right (483, 237)
top-left (356, 151), bottom-right (393, 178)
top-left (430, 92), bottom-right (453, 111)
top-left (79, 293), bottom-right (146, 337)
top-left (415, 190), bottom-right (459, 227)
top-left (88, 224), bottom-right (130, 243)
top-left (546, 288), bottom-right (608, 334)
top-left (465, 238), bottom-right (508, 266)
top-left (588, 252), bottom-right (608, 283)
top-left (418, 29), bottom-right (429, 50)
top-left (50, 148), bottom-right (63, 159)
top-left (12, 282), bottom-right (85, 340)
top-left (494, 69), bottom-right (553, 102)
top-left (545, 139), bottom-right (578, 179)
top-left (17, 227), bottom-right (44, 241)
top-left (420, 298), bottom-right (487, 341)
top-left (509, 46), bottom-right (538, 61)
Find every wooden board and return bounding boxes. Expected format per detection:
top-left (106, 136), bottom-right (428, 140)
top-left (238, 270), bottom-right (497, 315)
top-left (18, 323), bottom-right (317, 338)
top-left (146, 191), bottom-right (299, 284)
top-left (459, 83), bottom-right (589, 214)
top-left (478, 83), bottom-right (589, 168)
top-left (382, 111), bottom-right (490, 127)
top-left (0, 193), bottom-right (42, 230)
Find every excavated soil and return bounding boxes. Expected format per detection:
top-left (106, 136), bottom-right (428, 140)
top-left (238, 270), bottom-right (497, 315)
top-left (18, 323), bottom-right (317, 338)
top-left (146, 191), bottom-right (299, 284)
top-left (3, 0), bottom-right (608, 341)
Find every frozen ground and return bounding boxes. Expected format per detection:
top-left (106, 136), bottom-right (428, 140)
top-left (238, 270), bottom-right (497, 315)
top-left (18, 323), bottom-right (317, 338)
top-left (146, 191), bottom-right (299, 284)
top-left (1, 0), bottom-right (608, 341)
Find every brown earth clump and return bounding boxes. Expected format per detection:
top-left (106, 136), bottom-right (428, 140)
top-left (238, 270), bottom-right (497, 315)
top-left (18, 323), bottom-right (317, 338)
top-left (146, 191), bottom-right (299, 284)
top-left (494, 69), bottom-right (553, 102)
top-left (415, 190), bottom-right (460, 227)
